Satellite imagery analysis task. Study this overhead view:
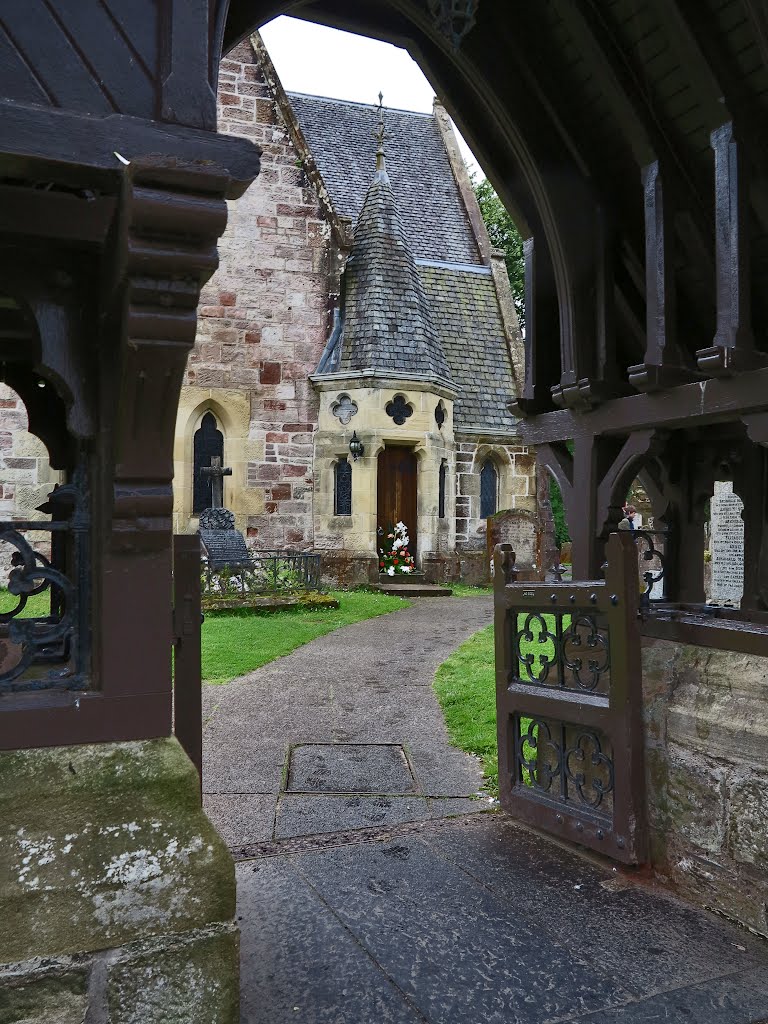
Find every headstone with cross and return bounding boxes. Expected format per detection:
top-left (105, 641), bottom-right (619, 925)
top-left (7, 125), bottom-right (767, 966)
top-left (200, 455), bottom-right (232, 510)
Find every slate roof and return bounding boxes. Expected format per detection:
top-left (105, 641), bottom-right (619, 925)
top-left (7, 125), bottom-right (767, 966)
top-left (320, 156), bottom-right (454, 382)
top-left (289, 93), bottom-right (481, 266)
top-left (419, 264), bottom-right (518, 433)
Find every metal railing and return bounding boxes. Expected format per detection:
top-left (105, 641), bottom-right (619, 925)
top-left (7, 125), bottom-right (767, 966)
top-left (201, 550), bottom-right (322, 603)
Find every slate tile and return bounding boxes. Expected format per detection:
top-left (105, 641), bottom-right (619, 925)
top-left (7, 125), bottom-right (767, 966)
top-left (294, 838), bottom-right (631, 1024)
top-left (237, 859), bottom-right (424, 1024)
top-left (421, 815), bottom-right (767, 997)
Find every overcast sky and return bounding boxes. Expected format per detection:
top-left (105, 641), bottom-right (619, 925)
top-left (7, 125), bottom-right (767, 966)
top-left (259, 16), bottom-right (481, 176)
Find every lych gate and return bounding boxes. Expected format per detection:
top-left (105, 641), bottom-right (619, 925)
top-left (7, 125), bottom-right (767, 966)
top-left (1, 0), bottom-right (768, 1018)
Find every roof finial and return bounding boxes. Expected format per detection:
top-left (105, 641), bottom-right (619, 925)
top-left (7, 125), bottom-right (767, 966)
top-left (373, 91), bottom-right (389, 181)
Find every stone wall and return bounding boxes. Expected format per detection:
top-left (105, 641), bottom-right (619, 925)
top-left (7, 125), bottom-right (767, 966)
top-left (0, 384), bottom-right (61, 577)
top-left (0, 738), bottom-right (239, 1023)
top-left (455, 435), bottom-right (536, 554)
top-left (642, 638), bottom-right (768, 937)
top-left (185, 39), bottom-right (330, 549)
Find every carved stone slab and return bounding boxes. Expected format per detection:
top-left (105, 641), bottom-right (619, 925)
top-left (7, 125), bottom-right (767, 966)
top-left (199, 506), bottom-right (250, 568)
top-left (710, 481), bottom-right (744, 607)
top-left (486, 509), bottom-right (540, 580)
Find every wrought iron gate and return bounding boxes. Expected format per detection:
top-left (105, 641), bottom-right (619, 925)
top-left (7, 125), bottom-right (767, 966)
top-left (494, 532), bottom-right (647, 864)
top-left (173, 534), bottom-right (202, 794)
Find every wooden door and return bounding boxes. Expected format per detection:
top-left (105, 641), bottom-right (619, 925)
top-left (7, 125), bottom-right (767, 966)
top-left (377, 447), bottom-right (418, 558)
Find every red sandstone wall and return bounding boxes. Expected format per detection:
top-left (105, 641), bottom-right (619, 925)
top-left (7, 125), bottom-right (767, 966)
top-left (192, 41), bottom-right (331, 549)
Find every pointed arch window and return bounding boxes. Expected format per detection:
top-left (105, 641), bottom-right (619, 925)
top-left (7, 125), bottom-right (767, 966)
top-left (193, 411), bottom-right (224, 514)
top-left (334, 458), bottom-right (352, 516)
top-left (439, 461), bottom-right (447, 519)
top-left (480, 458), bottom-right (498, 519)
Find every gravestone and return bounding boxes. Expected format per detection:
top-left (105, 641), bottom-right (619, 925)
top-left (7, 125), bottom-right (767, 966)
top-left (486, 509), bottom-right (541, 581)
top-left (199, 507), bottom-right (250, 568)
top-left (710, 481), bottom-right (744, 607)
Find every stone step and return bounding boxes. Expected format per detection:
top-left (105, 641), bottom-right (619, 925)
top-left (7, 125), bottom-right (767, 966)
top-left (375, 581), bottom-right (453, 597)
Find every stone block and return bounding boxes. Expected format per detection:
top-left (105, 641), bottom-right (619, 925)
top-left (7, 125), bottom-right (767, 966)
top-left (666, 646), bottom-right (768, 769)
top-left (0, 738), bottom-right (235, 964)
top-left (727, 774), bottom-right (768, 870)
top-left (106, 926), bottom-right (239, 1024)
top-left (646, 745), bottom-right (727, 854)
top-left (0, 967), bottom-right (88, 1024)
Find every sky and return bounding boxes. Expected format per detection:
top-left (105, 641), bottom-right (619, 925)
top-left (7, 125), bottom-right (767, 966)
top-left (259, 16), bottom-right (481, 177)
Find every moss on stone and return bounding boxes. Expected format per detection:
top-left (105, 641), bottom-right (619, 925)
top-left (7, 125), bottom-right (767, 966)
top-left (0, 738), bottom-right (235, 965)
top-left (0, 969), bottom-right (87, 1024)
top-left (106, 926), bottom-right (239, 1024)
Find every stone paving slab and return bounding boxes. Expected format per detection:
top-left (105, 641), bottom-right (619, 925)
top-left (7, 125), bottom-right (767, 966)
top-left (274, 794), bottom-right (432, 839)
top-left (286, 743), bottom-right (416, 794)
top-left (203, 598), bottom-right (493, 844)
top-left (237, 813), bottom-right (768, 1024)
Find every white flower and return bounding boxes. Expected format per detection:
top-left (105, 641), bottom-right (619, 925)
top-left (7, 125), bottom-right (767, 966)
top-left (402, 566), bottom-right (413, 573)
top-left (387, 566), bottom-right (395, 576)
top-left (392, 538), bottom-right (403, 550)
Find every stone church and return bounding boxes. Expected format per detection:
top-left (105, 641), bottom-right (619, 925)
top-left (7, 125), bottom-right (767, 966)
top-left (173, 33), bottom-right (531, 583)
top-left (0, 33), bottom-right (532, 584)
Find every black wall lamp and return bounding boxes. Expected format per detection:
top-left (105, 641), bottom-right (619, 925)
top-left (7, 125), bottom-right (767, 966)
top-left (348, 431), bottom-right (365, 461)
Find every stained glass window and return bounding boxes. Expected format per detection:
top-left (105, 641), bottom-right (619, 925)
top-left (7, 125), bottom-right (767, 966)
top-left (480, 458), bottom-right (497, 519)
top-left (193, 412), bottom-right (224, 514)
top-left (335, 458), bottom-right (352, 516)
top-left (439, 461), bottom-right (447, 519)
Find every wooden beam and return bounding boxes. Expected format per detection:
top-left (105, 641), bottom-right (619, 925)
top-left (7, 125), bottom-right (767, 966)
top-left (515, 366), bottom-right (768, 443)
top-left (697, 123), bottom-right (767, 374)
top-left (0, 102), bottom-right (261, 199)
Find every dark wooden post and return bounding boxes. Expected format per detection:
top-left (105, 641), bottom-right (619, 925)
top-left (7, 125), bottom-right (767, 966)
top-left (698, 123), bottom-right (765, 374)
top-left (629, 162), bottom-right (696, 391)
top-left (173, 534), bottom-right (203, 790)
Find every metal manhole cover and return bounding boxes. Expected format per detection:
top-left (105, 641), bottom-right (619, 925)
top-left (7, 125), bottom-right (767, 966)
top-left (285, 743), bottom-right (416, 795)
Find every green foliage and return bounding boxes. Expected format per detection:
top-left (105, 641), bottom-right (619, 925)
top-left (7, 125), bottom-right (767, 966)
top-left (550, 477), bottom-right (571, 549)
top-left (202, 589), bottom-right (410, 685)
top-left (434, 624), bottom-right (499, 794)
top-left (434, 616), bottom-right (562, 795)
top-left (472, 177), bottom-right (525, 329)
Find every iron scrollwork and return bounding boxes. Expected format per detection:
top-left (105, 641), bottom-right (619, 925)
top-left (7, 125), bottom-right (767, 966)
top-left (564, 732), bottom-right (615, 809)
top-left (633, 529), bottom-right (668, 606)
top-left (514, 611), bottom-right (558, 685)
top-left (561, 616), bottom-right (611, 692)
top-left (0, 477), bottom-right (89, 696)
top-left (515, 718), bottom-right (614, 816)
top-left (516, 718), bottom-right (561, 792)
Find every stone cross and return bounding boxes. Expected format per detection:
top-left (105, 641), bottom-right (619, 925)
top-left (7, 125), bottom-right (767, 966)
top-left (200, 455), bottom-right (232, 510)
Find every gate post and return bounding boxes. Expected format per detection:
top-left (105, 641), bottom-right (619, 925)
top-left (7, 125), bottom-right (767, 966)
top-left (173, 534), bottom-right (203, 792)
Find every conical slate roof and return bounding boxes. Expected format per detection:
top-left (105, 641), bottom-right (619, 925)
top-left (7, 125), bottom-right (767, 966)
top-left (322, 150), bottom-right (454, 383)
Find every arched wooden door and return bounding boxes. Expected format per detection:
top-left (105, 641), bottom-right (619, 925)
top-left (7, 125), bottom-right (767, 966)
top-left (377, 447), bottom-right (418, 559)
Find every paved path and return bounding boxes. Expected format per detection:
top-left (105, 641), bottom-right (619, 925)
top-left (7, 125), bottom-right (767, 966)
top-left (202, 596), bottom-right (768, 1024)
top-left (202, 596), bottom-right (494, 846)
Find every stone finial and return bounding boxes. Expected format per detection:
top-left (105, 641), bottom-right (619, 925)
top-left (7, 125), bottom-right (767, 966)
top-left (373, 91), bottom-right (389, 182)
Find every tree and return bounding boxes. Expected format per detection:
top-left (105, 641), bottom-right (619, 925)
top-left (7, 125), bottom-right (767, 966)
top-left (472, 177), bottom-right (525, 329)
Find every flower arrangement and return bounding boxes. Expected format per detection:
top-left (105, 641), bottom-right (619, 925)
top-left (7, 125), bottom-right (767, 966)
top-left (378, 521), bottom-right (416, 575)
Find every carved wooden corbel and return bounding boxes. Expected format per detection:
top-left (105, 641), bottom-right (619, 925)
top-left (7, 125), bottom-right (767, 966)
top-left (105, 159), bottom-right (235, 550)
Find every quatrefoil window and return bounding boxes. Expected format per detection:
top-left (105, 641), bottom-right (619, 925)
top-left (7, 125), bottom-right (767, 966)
top-left (331, 394), bottom-right (358, 426)
top-left (385, 394), bottom-right (413, 426)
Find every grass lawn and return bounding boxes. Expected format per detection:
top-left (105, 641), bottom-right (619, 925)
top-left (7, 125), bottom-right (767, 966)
top-left (449, 583), bottom-right (493, 598)
top-left (433, 614), bottom-right (560, 797)
top-left (0, 590), bottom-right (50, 617)
top-left (434, 623), bottom-right (498, 794)
top-left (202, 589), bottom-right (410, 685)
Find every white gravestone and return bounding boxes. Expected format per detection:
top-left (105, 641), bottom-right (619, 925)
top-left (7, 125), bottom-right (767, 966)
top-left (710, 481), bottom-right (744, 607)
